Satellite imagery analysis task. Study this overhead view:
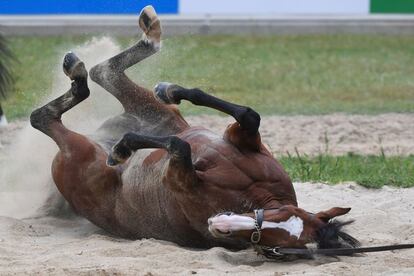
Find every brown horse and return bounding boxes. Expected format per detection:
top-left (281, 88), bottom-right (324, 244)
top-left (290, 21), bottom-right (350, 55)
top-left (30, 6), bottom-right (358, 252)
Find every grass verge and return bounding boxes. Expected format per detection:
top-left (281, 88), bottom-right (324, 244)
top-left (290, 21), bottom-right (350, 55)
top-left (279, 152), bottom-right (414, 188)
top-left (3, 34), bottom-right (414, 120)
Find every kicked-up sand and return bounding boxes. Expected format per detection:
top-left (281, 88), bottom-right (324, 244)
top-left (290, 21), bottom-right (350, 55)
top-left (0, 182), bottom-right (413, 275)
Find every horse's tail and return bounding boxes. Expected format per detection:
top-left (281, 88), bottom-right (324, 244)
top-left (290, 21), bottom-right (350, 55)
top-left (0, 33), bottom-right (15, 99)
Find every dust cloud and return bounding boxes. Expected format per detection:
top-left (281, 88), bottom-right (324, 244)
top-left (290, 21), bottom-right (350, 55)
top-left (0, 37), bottom-right (123, 218)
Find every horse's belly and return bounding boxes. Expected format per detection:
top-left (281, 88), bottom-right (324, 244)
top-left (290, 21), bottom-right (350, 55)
top-left (114, 149), bottom-right (173, 236)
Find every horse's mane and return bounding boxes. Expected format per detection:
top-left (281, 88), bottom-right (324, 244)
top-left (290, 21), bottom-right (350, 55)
top-left (0, 34), bottom-right (15, 99)
top-left (315, 220), bottom-right (360, 252)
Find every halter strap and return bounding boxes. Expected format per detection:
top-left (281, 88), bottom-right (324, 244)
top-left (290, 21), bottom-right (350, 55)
top-left (249, 208), bottom-right (414, 259)
top-left (250, 209), bottom-right (264, 243)
top-left (258, 244), bottom-right (414, 259)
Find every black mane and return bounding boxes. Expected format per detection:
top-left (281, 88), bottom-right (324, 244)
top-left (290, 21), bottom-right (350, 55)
top-left (315, 220), bottom-right (360, 252)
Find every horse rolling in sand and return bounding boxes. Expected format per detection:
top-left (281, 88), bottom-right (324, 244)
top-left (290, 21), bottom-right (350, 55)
top-left (31, 6), bottom-right (368, 256)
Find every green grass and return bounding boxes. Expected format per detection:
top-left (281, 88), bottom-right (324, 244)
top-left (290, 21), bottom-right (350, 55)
top-left (280, 152), bottom-right (414, 188)
top-left (3, 34), bottom-right (414, 119)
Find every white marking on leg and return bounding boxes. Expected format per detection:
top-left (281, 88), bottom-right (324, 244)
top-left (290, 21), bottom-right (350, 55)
top-left (0, 114), bottom-right (8, 127)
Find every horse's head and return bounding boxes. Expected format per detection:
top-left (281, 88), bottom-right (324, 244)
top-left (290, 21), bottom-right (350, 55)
top-left (208, 206), bottom-right (359, 254)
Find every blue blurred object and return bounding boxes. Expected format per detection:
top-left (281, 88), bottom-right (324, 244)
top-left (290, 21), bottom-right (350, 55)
top-left (0, 0), bottom-right (178, 15)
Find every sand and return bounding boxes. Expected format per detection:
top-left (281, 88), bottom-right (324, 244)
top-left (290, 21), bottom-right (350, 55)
top-left (0, 114), bottom-right (413, 275)
top-left (0, 183), bottom-right (413, 275)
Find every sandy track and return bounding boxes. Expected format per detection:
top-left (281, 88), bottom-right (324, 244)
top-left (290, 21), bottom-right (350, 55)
top-left (0, 183), bottom-right (413, 275)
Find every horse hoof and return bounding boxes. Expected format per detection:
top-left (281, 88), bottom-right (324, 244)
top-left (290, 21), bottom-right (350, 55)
top-left (138, 5), bottom-right (161, 46)
top-left (154, 82), bottom-right (181, 105)
top-left (63, 52), bottom-right (87, 80)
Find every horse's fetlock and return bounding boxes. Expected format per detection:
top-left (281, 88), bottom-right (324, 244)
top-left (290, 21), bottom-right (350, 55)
top-left (72, 83), bottom-right (90, 100)
top-left (154, 82), bottom-right (182, 105)
top-left (70, 62), bottom-right (88, 80)
top-left (116, 145), bottom-right (132, 159)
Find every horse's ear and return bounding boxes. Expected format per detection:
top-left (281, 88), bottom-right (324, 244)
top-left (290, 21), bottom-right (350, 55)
top-left (316, 207), bottom-right (351, 223)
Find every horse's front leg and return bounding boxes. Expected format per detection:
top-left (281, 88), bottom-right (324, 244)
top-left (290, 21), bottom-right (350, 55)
top-left (154, 83), bottom-right (262, 151)
top-left (107, 133), bottom-right (196, 191)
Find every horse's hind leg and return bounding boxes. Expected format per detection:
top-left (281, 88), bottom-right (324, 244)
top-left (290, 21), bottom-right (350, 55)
top-left (155, 83), bottom-right (260, 135)
top-left (107, 132), bottom-right (196, 192)
top-left (88, 5), bottom-right (159, 111)
top-left (89, 6), bottom-right (186, 134)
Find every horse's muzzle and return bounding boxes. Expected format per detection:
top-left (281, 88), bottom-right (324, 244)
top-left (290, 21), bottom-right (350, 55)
top-left (208, 212), bottom-right (234, 237)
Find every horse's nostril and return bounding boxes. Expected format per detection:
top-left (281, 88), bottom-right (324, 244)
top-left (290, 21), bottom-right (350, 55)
top-left (208, 218), bottom-right (212, 225)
